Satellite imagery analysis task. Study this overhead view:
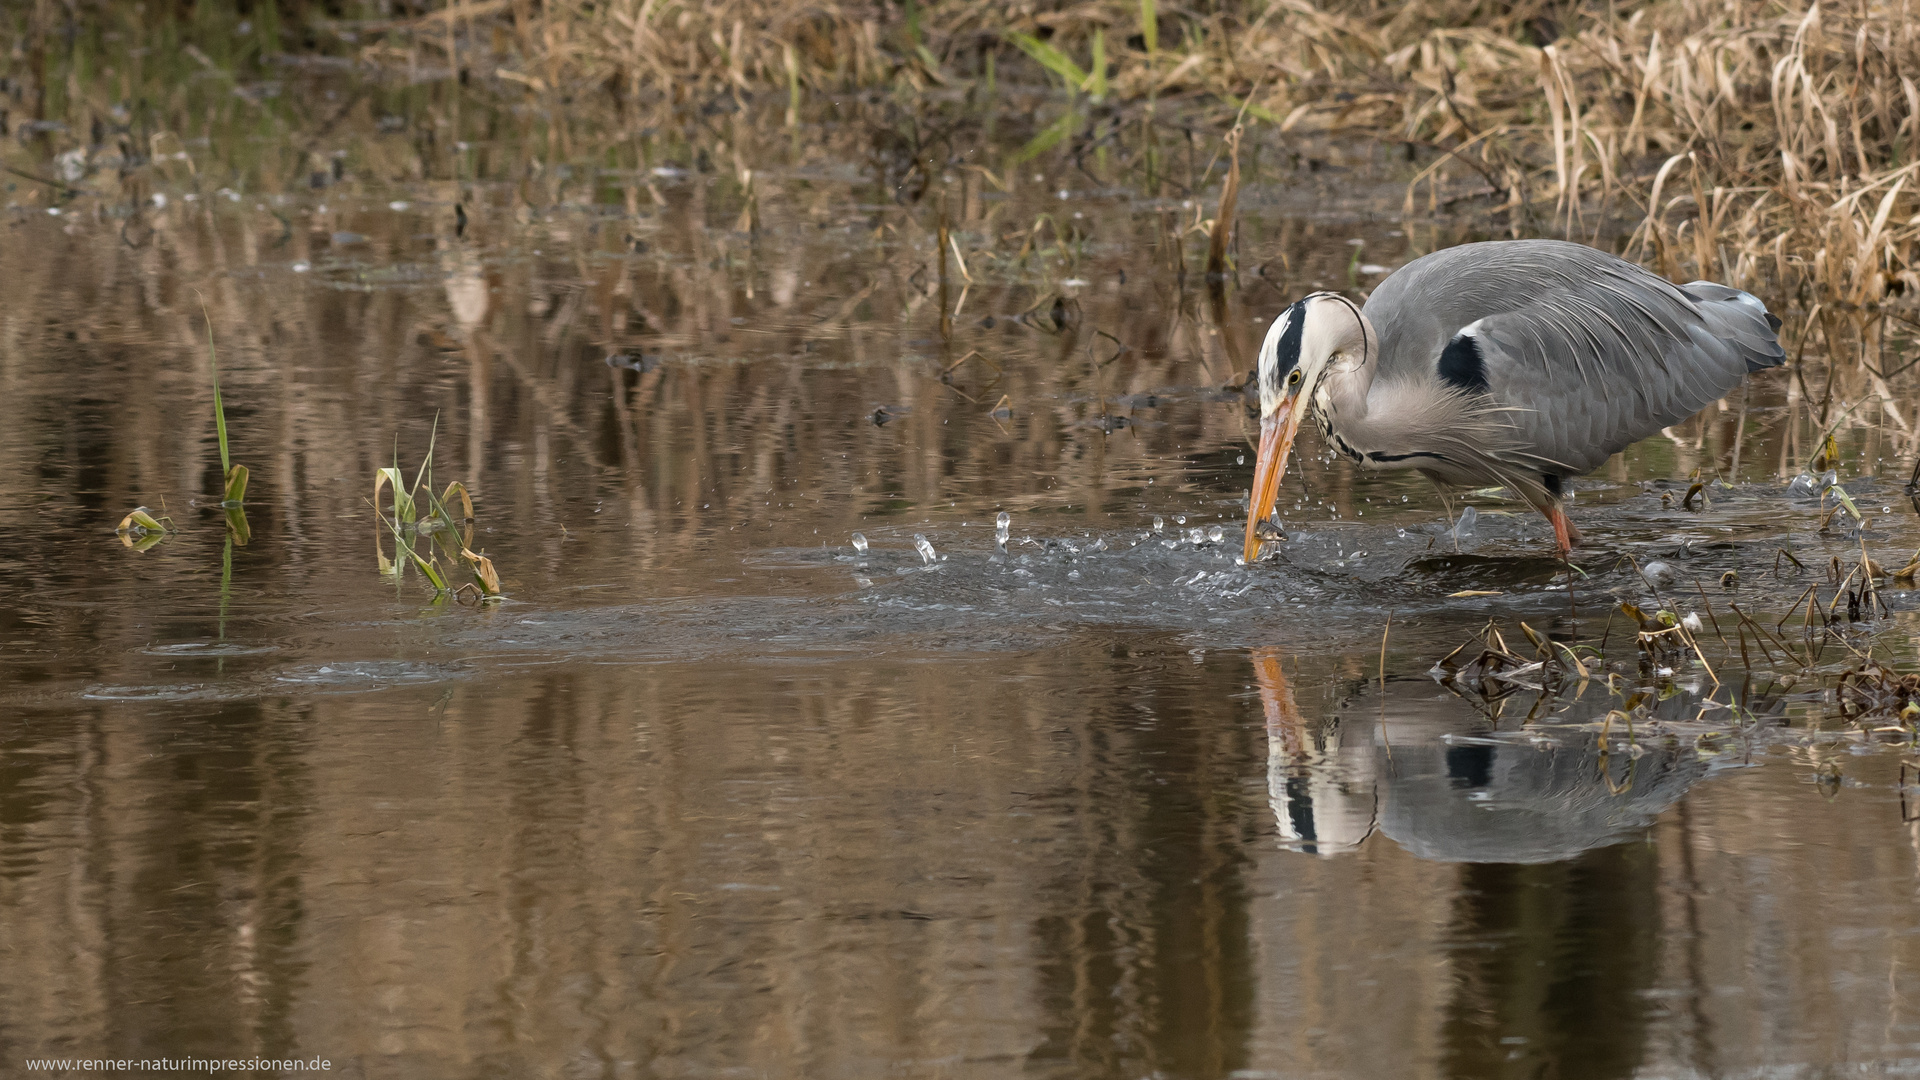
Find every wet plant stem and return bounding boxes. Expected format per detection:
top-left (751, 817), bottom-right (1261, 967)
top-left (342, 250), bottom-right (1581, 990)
top-left (1777, 584), bottom-right (1820, 630)
top-left (1729, 602), bottom-right (1794, 667)
top-left (1378, 611), bottom-right (1392, 694)
top-left (218, 532), bottom-right (232, 677)
top-left (1693, 580), bottom-right (1731, 652)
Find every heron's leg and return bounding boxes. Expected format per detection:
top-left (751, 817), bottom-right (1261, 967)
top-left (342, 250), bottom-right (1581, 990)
top-left (1544, 503), bottom-right (1583, 555)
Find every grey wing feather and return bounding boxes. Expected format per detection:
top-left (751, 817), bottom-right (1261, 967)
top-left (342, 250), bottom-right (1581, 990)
top-left (1365, 240), bottom-right (1784, 478)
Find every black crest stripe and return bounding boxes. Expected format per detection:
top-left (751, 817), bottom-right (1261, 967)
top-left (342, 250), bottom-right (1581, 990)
top-left (1266, 300), bottom-right (1307, 397)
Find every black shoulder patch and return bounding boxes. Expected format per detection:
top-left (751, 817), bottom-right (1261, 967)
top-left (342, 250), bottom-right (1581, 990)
top-left (1765, 311), bottom-right (1782, 333)
top-left (1264, 300), bottom-right (1307, 398)
top-left (1437, 332), bottom-right (1490, 394)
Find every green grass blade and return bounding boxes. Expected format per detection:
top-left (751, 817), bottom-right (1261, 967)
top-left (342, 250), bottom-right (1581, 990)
top-left (1220, 93), bottom-right (1280, 124)
top-left (412, 550), bottom-right (450, 592)
top-left (1014, 111), bottom-right (1078, 163)
top-left (1140, 0), bottom-right (1158, 55)
top-left (1090, 28), bottom-right (1107, 101)
top-left (410, 414), bottom-right (440, 500)
top-left (1004, 31), bottom-right (1088, 92)
top-left (205, 313), bottom-right (230, 476)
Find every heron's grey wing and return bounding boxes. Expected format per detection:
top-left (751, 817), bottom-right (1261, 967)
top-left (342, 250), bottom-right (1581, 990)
top-left (1462, 280), bottom-right (1782, 475)
top-left (1364, 240), bottom-right (1783, 477)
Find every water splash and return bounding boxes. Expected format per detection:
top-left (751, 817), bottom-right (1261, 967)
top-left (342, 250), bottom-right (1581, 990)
top-left (1786, 471), bottom-right (1839, 498)
top-left (1448, 506), bottom-right (1479, 541)
top-left (914, 534), bottom-right (936, 564)
top-left (995, 512), bottom-right (1011, 545)
top-left (851, 532), bottom-right (868, 554)
top-left (1152, 515), bottom-right (1165, 534)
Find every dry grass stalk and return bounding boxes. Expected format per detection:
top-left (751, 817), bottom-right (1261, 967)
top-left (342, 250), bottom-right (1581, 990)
top-left (349, 0), bottom-right (1914, 315)
top-left (12, 0), bottom-right (1920, 337)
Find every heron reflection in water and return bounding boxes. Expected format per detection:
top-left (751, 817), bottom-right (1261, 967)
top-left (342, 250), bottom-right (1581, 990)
top-left (1253, 648), bottom-right (1774, 862)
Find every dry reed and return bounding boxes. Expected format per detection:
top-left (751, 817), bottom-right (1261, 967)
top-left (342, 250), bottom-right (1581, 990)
top-left (8, 0), bottom-right (1920, 323)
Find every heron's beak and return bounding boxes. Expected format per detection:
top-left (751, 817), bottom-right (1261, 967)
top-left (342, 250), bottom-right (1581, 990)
top-left (1242, 399), bottom-right (1305, 563)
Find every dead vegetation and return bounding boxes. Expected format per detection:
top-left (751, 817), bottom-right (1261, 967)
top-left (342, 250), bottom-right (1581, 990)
top-left (10, 0), bottom-right (1899, 315)
top-left (1838, 661), bottom-right (1920, 722)
top-left (9, 0), bottom-right (1920, 324)
top-left (1433, 617), bottom-right (1596, 697)
top-left (1435, 539), bottom-right (1920, 742)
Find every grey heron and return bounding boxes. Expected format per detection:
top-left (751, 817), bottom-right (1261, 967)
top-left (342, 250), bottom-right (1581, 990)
top-left (1241, 239), bottom-right (1785, 561)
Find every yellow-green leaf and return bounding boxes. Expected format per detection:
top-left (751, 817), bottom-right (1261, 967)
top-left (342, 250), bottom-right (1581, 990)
top-left (224, 504), bottom-right (252, 546)
top-left (223, 463), bottom-right (249, 506)
top-left (118, 507), bottom-right (165, 533)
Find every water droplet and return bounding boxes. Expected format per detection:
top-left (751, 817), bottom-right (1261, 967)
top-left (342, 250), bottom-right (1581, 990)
top-left (1174, 515), bottom-right (1188, 525)
top-left (854, 576), bottom-right (873, 588)
top-left (850, 532), bottom-right (868, 554)
top-left (1237, 454), bottom-right (1245, 465)
top-left (1207, 525), bottom-right (1224, 543)
top-left (1152, 515), bottom-right (1165, 534)
top-left (1067, 569), bottom-right (1081, 580)
top-left (914, 534), bottom-right (936, 564)
top-left (995, 511), bottom-right (1011, 543)
top-left (1188, 528), bottom-right (1207, 545)
top-left (1085, 537), bottom-right (1106, 553)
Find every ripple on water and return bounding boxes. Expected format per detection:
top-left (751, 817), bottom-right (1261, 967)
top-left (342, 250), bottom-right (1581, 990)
top-left (79, 660), bottom-right (469, 702)
top-left (139, 642), bottom-right (281, 658)
top-left (270, 661), bottom-right (469, 691)
top-left (81, 682), bottom-right (254, 702)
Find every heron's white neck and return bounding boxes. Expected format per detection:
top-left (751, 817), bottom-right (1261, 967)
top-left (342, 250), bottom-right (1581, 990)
top-left (1317, 352), bottom-right (1492, 473)
top-left (1311, 347), bottom-right (1389, 463)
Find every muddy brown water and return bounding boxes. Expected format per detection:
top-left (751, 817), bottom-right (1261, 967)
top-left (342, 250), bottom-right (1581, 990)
top-left (7, 88), bottom-right (1920, 1078)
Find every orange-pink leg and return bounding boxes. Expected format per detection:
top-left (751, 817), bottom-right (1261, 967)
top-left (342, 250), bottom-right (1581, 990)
top-left (1545, 503), bottom-right (1583, 555)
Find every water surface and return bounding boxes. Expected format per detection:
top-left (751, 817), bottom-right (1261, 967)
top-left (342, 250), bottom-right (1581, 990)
top-left (5, 79), bottom-right (1920, 1079)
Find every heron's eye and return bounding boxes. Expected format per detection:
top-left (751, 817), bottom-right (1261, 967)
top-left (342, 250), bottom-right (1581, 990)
top-left (1287, 369), bottom-right (1303, 388)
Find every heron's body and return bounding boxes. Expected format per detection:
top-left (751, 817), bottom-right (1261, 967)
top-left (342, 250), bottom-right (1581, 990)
top-left (1242, 240), bottom-right (1785, 559)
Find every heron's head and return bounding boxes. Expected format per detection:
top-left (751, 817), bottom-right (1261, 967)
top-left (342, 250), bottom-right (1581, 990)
top-left (1243, 292), bottom-right (1373, 563)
